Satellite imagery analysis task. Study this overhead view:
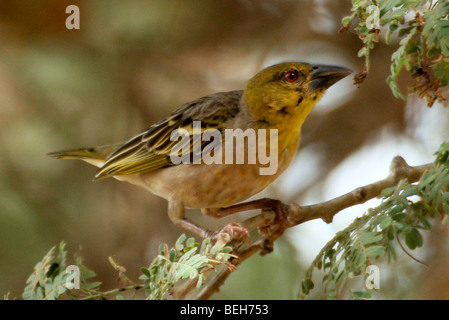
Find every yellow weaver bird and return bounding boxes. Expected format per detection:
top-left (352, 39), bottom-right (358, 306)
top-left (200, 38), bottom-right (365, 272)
top-left (48, 62), bottom-right (350, 239)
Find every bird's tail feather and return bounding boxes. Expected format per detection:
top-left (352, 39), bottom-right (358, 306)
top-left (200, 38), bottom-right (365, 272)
top-left (47, 143), bottom-right (123, 166)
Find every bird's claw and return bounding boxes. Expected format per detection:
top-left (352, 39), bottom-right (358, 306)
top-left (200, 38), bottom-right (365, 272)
top-left (258, 200), bottom-right (290, 240)
top-left (208, 223), bottom-right (251, 246)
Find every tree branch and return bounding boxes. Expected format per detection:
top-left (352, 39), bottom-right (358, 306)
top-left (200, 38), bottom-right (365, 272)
top-left (240, 156), bottom-right (433, 232)
top-left (197, 156), bottom-right (434, 299)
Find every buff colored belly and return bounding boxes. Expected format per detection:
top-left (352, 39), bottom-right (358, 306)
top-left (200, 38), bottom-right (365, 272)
top-left (120, 145), bottom-right (296, 209)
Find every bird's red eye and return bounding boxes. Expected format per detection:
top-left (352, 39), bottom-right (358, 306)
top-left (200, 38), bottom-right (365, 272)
top-left (284, 71), bottom-right (298, 82)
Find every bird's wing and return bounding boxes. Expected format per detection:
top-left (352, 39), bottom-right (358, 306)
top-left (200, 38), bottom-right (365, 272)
top-left (94, 90), bottom-right (243, 179)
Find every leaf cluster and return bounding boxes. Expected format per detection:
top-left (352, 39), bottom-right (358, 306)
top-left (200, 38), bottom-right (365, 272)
top-left (20, 234), bottom-right (234, 300)
top-left (140, 234), bottom-right (235, 300)
top-left (342, 0), bottom-right (449, 106)
top-left (22, 242), bottom-right (68, 300)
top-left (21, 242), bottom-right (100, 300)
top-left (300, 141), bottom-right (449, 299)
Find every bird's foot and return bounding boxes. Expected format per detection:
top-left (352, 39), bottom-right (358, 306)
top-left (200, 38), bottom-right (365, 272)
top-left (208, 222), bottom-right (251, 246)
top-left (257, 199), bottom-right (290, 241)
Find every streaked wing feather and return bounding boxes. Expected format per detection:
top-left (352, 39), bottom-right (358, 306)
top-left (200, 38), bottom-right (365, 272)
top-left (95, 90), bottom-right (242, 179)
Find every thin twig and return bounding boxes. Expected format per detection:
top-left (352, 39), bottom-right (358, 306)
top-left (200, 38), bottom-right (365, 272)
top-left (79, 285), bottom-right (144, 300)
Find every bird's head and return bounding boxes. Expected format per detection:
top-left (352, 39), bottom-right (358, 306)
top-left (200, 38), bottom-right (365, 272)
top-left (243, 62), bottom-right (351, 127)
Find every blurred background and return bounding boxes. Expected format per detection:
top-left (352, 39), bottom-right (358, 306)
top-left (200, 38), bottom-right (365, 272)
top-left (1, 0), bottom-right (449, 299)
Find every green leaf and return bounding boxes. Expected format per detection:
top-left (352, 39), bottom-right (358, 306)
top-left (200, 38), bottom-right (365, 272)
top-left (391, 211), bottom-right (407, 221)
top-left (380, 186), bottom-right (396, 198)
top-left (400, 185), bottom-right (418, 197)
top-left (351, 291), bottom-right (372, 300)
top-left (210, 243), bottom-right (225, 255)
top-left (222, 246), bottom-right (233, 253)
top-left (158, 243), bottom-right (166, 255)
top-left (301, 278), bottom-right (314, 294)
top-left (175, 234), bottom-right (186, 251)
top-left (420, 217), bottom-right (432, 231)
top-left (196, 275), bottom-right (204, 288)
top-left (169, 248), bottom-right (177, 262)
top-left (354, 250), bottom-right (367, 268)
top-left (389, 22), bottom-right (399, 32)
top-left (186, 237), bottom-right (196, 248)
top-left (405, 232), bottom-right (416, 250)
top-left (342, 15), bottom-right (353, 27)
top-left (358, 47), bottom-right (368, 58)
top-left (79, 263), bottom-right (97, 279)
top-left (405, 228), bottom-right (423, 250)
top-left (85, 281), bottom-right (102, 290)
top-left (380, 216), bottom-right (393, 229)
top-left (361, 231), bottom-right (383, 245)
top-left (365, 246), bottom-right (386, 257)
top-left (140, 267), bottom-right (151, 278)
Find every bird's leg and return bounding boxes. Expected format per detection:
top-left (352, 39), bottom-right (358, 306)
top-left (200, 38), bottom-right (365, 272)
top-left (168, 201), bottom-right (249, 243)
top-left (203, 198), bottom-right (290, 239)
top-left (168, 200), bottom-right (214, 239)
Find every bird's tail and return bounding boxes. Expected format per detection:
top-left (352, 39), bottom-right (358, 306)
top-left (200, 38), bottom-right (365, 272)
top-left (47, 143), bottom-right (122, 168)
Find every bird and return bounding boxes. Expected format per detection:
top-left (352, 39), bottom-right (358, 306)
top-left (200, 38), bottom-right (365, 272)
top-left (48, 62), bottom-right (351, 239)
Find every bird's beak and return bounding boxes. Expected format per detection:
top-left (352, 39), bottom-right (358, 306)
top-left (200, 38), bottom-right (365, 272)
top-left (309, 64), bottom-right (352, 93)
